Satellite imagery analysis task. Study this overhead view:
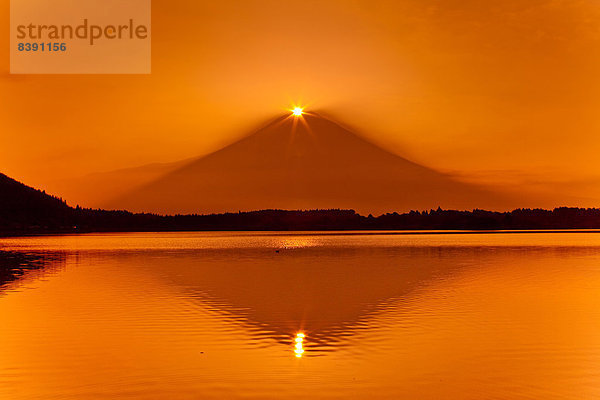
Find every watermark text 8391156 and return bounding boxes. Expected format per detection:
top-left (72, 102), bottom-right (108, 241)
top-left (17, 43), bottom-right (67, 52)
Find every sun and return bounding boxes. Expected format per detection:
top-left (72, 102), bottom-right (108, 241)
top-left (291, 107), bottom-right (304, 117)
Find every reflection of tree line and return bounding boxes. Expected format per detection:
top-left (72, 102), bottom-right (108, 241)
top-left (0, 251), bottom-right (67, 291)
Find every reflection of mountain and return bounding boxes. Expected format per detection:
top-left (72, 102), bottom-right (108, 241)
top-left (0, 245), bottom-right (469, 347)
top-left (6, 243), bottom-right (596, 352)
top-left (131, 245), bottom-right (471, 346)
top-left (110, 113), bottom-right (513, 215)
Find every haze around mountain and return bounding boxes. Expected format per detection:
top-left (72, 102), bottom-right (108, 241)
top-left (107, 112), bottom-right (518, 215)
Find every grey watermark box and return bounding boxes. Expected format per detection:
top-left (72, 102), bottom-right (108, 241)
top-left (10, 0), bottom-right (151, 74)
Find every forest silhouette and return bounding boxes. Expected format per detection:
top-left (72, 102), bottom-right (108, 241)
top-left (2, 172), bottom-right (600, 235)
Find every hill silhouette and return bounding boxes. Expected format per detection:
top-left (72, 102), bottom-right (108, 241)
top-left (108, 112), bottom-right (514, 215)
top-left (0, 173), bottom-right (73, 231)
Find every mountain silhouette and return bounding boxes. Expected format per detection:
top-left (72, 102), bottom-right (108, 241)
top-left (109, 112), bottom-right (513, 214)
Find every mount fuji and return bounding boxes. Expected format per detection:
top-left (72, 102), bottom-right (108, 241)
top-left (108, 112), bottom-right (513, 214)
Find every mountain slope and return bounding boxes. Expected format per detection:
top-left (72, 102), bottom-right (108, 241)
top-left (46, 158), bottom-right (195, 209)
top-left (109, 112), bottom-right (515, 215)
top-left (0, 173), bottom-right (73, 230)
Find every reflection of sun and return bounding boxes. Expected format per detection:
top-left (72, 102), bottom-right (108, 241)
top-left (294, 332), bottom-right (305, 357)
top-left (291, 107), bottom-right (304, 116)
top-left (280, 238), bottom-right (313, 249)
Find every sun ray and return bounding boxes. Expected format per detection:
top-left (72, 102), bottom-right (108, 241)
top-left (296, 111), bottom-right (326, 156)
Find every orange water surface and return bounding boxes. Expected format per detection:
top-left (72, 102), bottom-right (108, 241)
top-left (1, 231), bottom-right (600, 399)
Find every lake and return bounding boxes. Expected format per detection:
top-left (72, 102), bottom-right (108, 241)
top-left (1, 231), bottom-right (600, 399)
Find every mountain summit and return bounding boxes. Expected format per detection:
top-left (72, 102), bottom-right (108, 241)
top-left (109, 112), bottom-right (511, 214)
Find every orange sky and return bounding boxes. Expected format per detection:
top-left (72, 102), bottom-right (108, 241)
top-left (1, 0), bottom-right (600, 203)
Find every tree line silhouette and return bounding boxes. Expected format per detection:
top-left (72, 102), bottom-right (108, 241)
top-left (3, 173), bottom-right (600, 235)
